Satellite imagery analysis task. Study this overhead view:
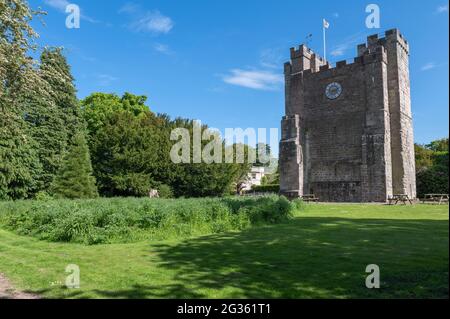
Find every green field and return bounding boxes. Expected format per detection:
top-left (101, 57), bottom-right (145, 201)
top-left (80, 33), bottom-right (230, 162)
top-left (0, 203), bottom-right (448, 299)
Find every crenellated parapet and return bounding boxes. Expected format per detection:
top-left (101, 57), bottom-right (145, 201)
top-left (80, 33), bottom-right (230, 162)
top-left (285, 45), bottom-right (329, 75)
top-left (357, 29), bottom-right (409, 57)
top-left (285, 36), bottom-right (391, 78)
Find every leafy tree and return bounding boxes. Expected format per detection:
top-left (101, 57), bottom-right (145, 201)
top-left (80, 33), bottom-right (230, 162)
top-left (81, 92), bottom-right (149, 136)
top-left (89, 111), bottom-right (159, 197)
top-left (254, 143), bottom-right (271, 167)
top-left (415, 144), bottom-right (434, 173)
top-left (415, 139), bottom-right (449, 197)
top-left (83, 93), bottom-right (252, 198)
top-left (0, 0), bottom-right (48, 199)
top-left (52, 132), bottom-right (98, 199)
top-left (40, 47), bottom-right (83, 145)
top-left (83, 93), bottom-right (161, 197)
top-left (21, 47), bottom-right (83, 194)
top-left (426, 138), bottom-right (449, 153)
top-left (21, 92), bottom-right (67, 194)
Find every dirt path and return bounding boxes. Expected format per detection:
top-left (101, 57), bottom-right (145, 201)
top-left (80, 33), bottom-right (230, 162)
top-left (0, 273), bottom-right (40, 299)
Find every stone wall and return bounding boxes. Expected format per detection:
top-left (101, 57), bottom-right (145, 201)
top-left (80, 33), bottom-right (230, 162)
top-left (279, 29), bottom-right (416, 202)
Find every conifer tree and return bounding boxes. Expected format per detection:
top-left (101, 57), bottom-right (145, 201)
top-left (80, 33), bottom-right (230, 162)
top-left (39, 47), bottom-right (83, 146)
top-left (52, 132), bottom-right (98, 199)
top-left (21, 47), bottom-right (83, 193)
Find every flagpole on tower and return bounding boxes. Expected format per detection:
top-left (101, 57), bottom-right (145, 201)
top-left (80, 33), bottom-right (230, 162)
top-left (323, 24), bottom-right (326, 61)
top-left (323, 19), bottom-right (329, 61)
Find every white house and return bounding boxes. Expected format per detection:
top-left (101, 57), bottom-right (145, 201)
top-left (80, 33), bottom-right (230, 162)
top-left (242, 166), bottom-right (266, 191)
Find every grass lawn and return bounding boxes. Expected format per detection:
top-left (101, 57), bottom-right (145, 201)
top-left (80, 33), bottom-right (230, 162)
top-left (0, 204), bottom-right (448, 299)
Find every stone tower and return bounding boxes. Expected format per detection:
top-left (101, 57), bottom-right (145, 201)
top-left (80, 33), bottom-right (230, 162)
top-left (279, 29), bottom-right (416, 202)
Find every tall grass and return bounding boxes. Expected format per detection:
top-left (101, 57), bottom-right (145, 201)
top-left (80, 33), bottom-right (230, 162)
top-left (0, 196), bottom-right (302, 245)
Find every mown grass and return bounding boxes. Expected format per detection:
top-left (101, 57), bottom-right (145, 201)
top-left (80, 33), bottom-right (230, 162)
top-left (0, 202), bottom-right (448, 299)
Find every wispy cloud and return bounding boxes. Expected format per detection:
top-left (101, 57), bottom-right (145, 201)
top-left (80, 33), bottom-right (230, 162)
top-left (259, 48), bottom-right (284, 69)
top-left (436, 4), bottom-right (449, 13)
top-left (44, 0), bottom-right (99, 23)
top-left (96, 74), bottom-right (119, 86)
top-left (65, 45), bottom-right (97, 63)
top-left (119, 4), bottom-right (174, 35)
top-left (153, 43), bottom-right (173, 55)
top-left (333, 12), bottom-right (340, 18)
top-left (421, 62), bottom-right (436, 71)
top-left (222, 69), bottom-right (283, 91)
top-left (118, 2), bottom-right (140, 14)
top-left (330, 44), bottom-right (348, 57)
top-left (44, 0), bottom-right (69, 11)
top-left (133, 11), bottom-right (174, 34)
top-left (330, 31), bottom-right (367, 58)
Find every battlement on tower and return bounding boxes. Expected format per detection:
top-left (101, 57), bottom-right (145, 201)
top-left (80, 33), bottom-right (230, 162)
top-left (284, 29), bottom-right (408, 76)
top-left (357, 28), bottom-right (409, 56)
top-left (285, 45), bottom-right (387, 76)
top-left (285, 44), bottom-right (329, 74)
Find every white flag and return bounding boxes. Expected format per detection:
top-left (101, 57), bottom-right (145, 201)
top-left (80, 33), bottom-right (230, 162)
top-left (323, 19), bottom-right (330, 29)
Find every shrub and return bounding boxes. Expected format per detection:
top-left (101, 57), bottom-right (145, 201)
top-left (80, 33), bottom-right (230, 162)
top-left (0, 196), bottom-right (301, 245)
top-left (35, 191), bottom-right (53, 201)
top-left (158, 184), bottom-right (174, 198)
top-left (416, 151), bottom-right (449, 197)
top-left (417, 169), bottom-right (449, 197)
top-left (250, 184), bottom-right (280, 193)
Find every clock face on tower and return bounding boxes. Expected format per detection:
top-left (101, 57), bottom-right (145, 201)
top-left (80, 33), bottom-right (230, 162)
top-left (325, 82), bottom-right (343, 100)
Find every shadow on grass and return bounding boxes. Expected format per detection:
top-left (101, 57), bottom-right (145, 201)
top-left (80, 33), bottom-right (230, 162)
top-left (31, 283), bottom-right (203, 299)
top-left (44, 217), bottom-right (450, 299)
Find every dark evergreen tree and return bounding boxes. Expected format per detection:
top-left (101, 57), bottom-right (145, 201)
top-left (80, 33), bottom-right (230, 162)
top-left (18, 48), bottom-right (86, 195)
top-left (40, 47), bottom-right (83, 146)
top-left (82, 91), bottom-right (254, 198)
top-left (89, 111), bottom-right (159, 197)
top-left (52, 132), bottom-right (98, 199)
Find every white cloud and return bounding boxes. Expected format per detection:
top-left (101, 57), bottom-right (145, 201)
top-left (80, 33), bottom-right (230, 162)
top-left (421, 62), bottom-right (437, 71)
top-left (436, 4), bottom-right (449, 13)
top-left (96, 74), bottom-right (119, 86)
top-left (222, 69), bottom-right (283, 91)
top-left (44, 0), bottom-right (98, 23)
top-left (333, 12), bottom-right (340, 18)
top-left (259, 48), bottom-right (284, 69)
top-left (119, 2), bottom-right (140, 14)
top-left (119, 4), bottom-right (174, 34)
top-left (153, 43), bottom-right (173, 55)
top-left (132, 11), bottom-right (173, 34)
top-left (330, 44), bottom-right (348, 57)
top-left (44, 0), bottom-right (70, 12)
top-left (329, 31), bottom-right (367, 58)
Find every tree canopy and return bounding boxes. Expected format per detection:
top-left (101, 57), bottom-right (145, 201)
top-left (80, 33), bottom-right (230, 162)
top-left (415, 139), bottom-right (449, 197)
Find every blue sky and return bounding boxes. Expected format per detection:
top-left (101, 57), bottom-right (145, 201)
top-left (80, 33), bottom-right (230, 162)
top-left (34, 0), bottom-right (449, 151)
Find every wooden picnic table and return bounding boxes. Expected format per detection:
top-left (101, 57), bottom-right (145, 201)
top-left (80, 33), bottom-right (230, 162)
top-left (300, 194), bottom-right (319, 203)
top-left (388, 194), bottom-right (413, 205)
top-left (422, 194), bottom-right (449, 205)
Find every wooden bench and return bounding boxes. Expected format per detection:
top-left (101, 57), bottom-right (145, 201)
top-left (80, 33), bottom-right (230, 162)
top-left (300, 194), bottom-right (319, 203)
top-left (421, 194), bottom-right (449, 205)
top-left (388, 194), bottom-right (413, 205)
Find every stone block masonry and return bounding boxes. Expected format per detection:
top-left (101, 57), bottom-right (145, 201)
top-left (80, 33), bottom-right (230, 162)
top-left (279, 29), bottom-right (416, 202)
